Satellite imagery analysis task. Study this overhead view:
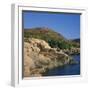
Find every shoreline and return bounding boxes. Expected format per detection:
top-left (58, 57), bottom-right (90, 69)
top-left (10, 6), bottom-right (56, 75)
top-left (42, 54), bottom-right (80, 76)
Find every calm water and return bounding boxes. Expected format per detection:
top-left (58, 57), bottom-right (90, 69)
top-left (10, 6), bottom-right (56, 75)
top-left (43, 54), bottom-right (80, 76)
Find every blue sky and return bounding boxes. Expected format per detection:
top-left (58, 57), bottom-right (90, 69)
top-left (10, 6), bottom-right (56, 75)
top-left (23, 11), bottom-right (80, 39)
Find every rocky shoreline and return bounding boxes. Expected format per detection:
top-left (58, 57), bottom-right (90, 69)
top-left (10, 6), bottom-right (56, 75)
top-left (24, 38), bottom-right (79, 77)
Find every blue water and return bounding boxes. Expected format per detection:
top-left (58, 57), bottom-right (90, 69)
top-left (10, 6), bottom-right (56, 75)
top-left (44, 54), bottom-right (80, 76)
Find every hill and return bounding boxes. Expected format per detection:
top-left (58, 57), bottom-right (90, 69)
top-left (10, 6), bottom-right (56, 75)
top-left (72, 38), bottom-right (80, 43)
top-left (24, 27), bottom-right (80, 49)
top-left (24, 27), bottom-right (66, 41)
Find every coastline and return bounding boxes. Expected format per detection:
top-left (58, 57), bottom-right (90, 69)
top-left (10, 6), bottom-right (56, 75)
top-left (42, 54), bottom-right (80, 76)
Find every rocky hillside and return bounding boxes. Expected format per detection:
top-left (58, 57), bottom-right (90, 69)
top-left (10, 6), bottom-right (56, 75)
top-left (24, 38), bottom-right (73, 77)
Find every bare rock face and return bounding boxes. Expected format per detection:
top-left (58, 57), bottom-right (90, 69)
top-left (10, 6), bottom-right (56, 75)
top-left (24, 38), bottom-right (71, 77)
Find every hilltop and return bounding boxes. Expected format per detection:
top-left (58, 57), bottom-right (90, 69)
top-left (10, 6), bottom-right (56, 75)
top-left (24, 27), bottom-right (66, 41)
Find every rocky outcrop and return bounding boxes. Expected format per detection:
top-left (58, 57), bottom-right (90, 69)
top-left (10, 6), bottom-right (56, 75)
top-left (24, 38), bottom-right (73, 77)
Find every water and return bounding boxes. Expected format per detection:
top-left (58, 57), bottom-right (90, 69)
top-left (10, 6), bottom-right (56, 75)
top-left (43, 54), bottom-right (80, 76)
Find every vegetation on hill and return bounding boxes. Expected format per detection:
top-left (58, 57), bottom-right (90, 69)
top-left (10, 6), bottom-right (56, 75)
top-left (24, 27), bottom-right (80, 50)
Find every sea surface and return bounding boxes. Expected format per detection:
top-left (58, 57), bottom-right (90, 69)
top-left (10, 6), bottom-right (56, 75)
top-left (44, 54), bottom-right (80, 76)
